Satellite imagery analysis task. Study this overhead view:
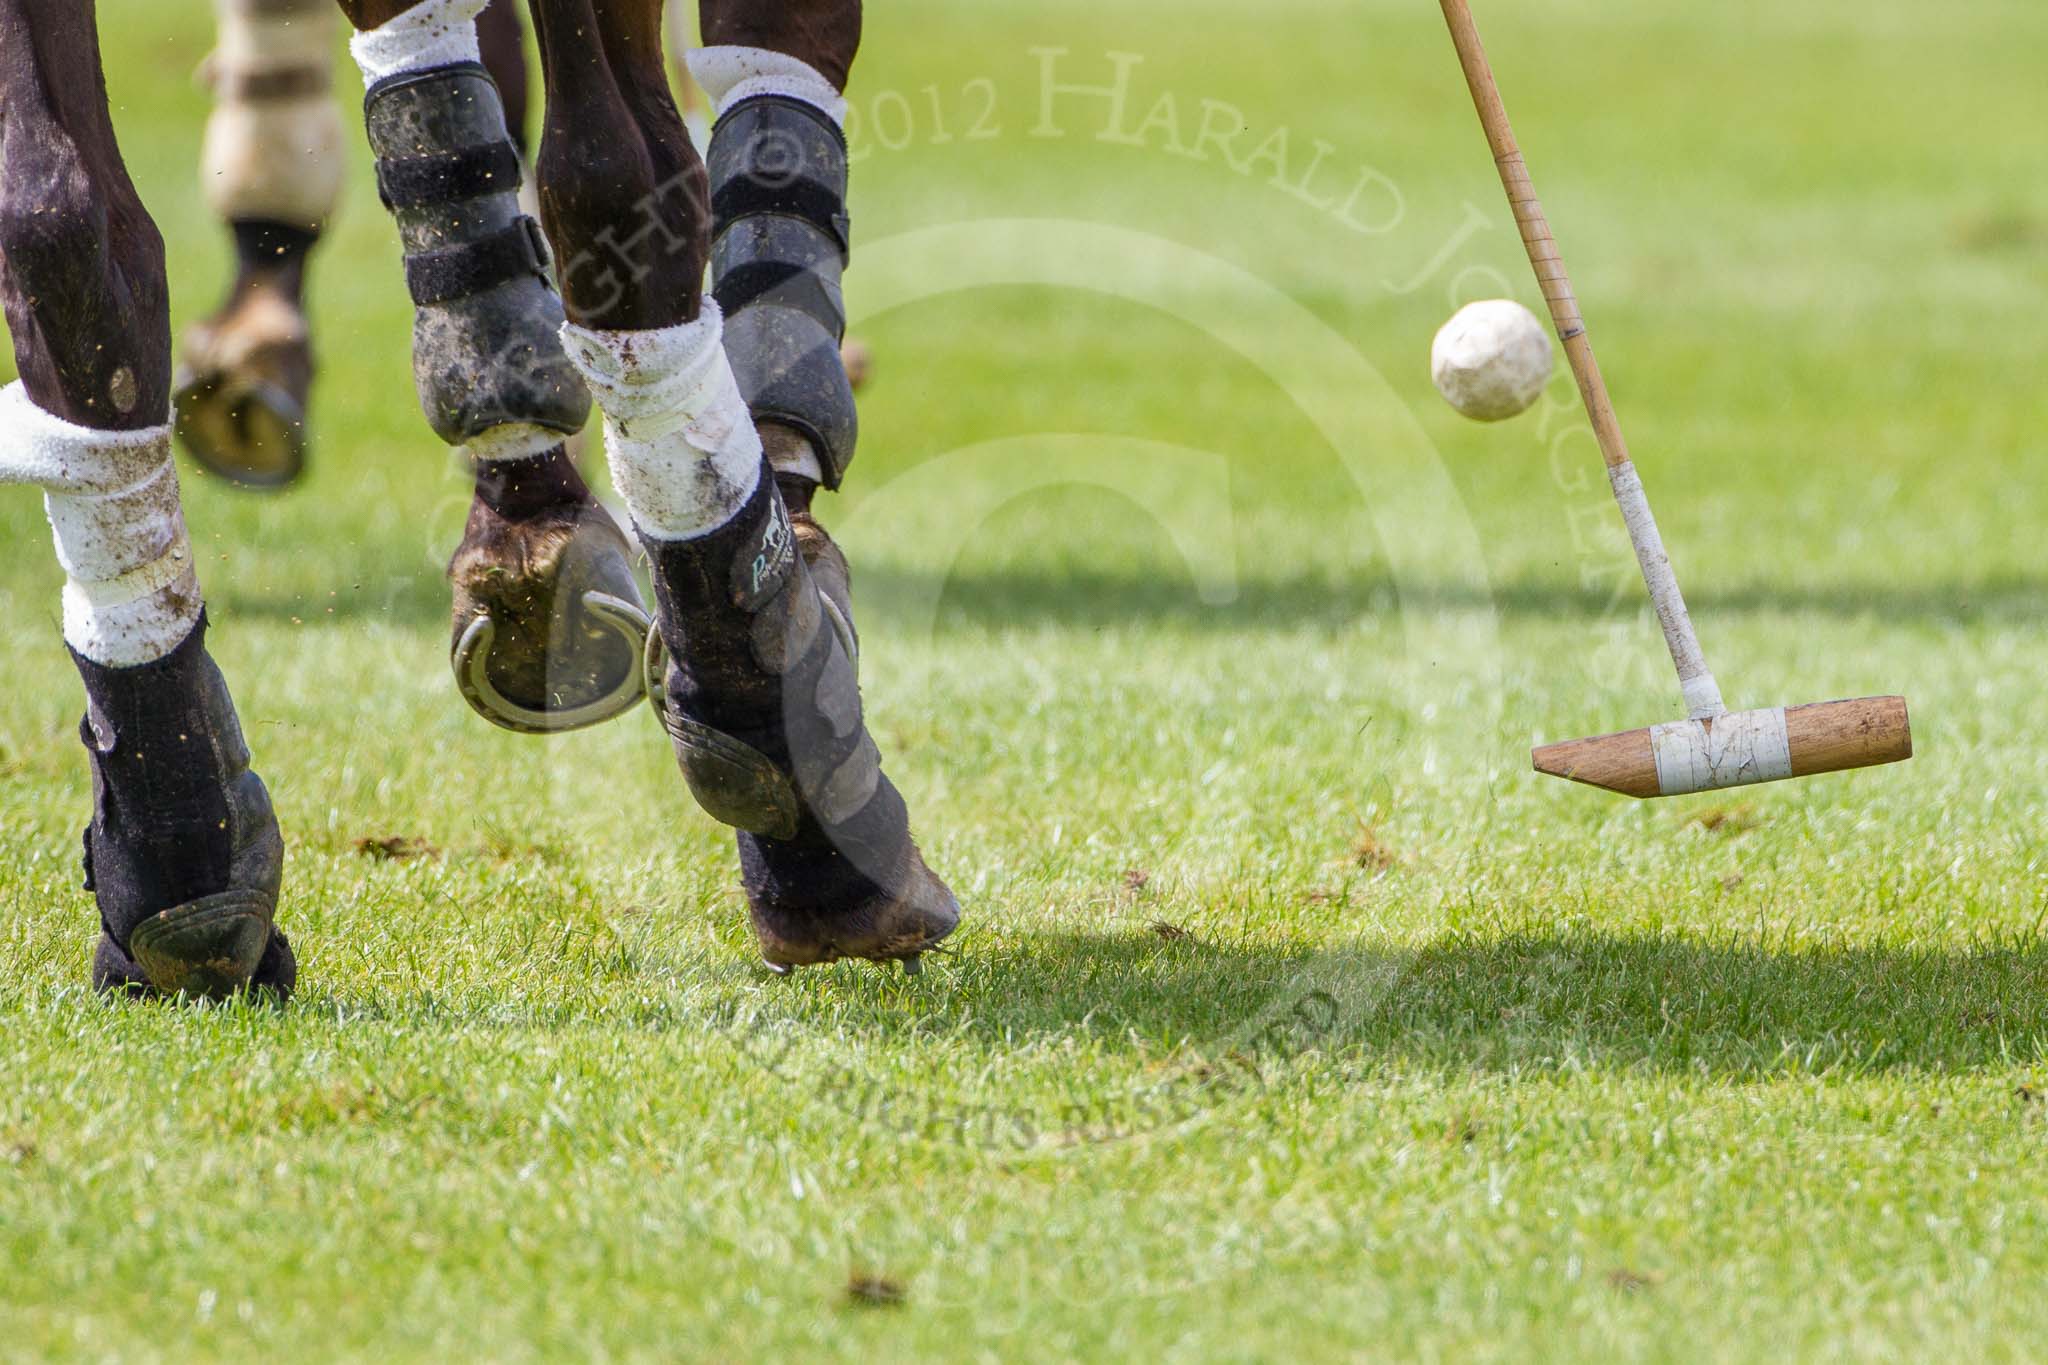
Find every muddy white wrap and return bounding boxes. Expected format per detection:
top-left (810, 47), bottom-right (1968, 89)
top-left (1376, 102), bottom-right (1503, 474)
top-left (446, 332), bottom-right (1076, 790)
top-left (560, 305), bottom-right (764, 541)
top-left (0, 384), bottom-right (200, 667)
top-left (685, 46), bottom-right (847, 126)
top-left (349, 0), bottom-right (486, 86)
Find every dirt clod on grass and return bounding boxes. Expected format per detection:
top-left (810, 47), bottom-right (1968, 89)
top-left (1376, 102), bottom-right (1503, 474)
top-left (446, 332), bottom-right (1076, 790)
top-left (352, 835), bottom-right (440, 862)
top-left (1350, 822), bottom-right (1401, 871)
top-left (1691, 804), bottom-right (1765, 835)
top-left (845, 1271), bottom-right (906, 1308)
top-left (1606, 1268), bottom-right (1661, 1293)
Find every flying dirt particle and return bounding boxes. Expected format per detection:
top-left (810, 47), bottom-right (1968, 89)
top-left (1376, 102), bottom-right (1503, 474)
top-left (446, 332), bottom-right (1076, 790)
top-left (1605, 1267), bottom-right (1660, 1293)
top-left (1150, 919), bottom-right (1189, 941)
top-left (844, 1271), bottom-right (906, 1309)
top-left (352, 835), bottom-right (440, 862)
top-left (1691, 804), bottom-right (1765, 835)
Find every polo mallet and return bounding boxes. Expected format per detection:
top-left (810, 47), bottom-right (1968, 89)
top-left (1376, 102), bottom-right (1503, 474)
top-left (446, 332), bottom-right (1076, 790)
top-left (1439, 0), bottom-right (1912, 798)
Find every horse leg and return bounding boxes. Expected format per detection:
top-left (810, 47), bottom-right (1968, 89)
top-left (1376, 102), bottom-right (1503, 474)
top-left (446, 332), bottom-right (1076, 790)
top-left (174, 0), bottom-right (343, 489)
top-left (0, 0), bottom-right (293, 999)
top-left (534, 0), bottom-right (957, 972)
top-left (476, 0), bottom-right (531, 158)
top-left (337, 0), bottom-right (650, 734)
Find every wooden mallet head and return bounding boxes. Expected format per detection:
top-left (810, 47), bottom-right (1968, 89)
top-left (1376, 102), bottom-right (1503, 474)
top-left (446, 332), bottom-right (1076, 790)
top-left (1533, 697), bottom-right (1911, 799)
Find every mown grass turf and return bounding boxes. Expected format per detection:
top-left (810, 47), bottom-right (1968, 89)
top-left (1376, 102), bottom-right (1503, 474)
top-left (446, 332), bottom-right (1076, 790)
top-left (3, 0), bottom-right (2047, 1359)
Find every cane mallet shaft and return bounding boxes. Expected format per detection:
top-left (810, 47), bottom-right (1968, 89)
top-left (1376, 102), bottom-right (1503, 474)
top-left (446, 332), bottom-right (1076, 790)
top-left (1438, 0), bottom-right (1911, 798)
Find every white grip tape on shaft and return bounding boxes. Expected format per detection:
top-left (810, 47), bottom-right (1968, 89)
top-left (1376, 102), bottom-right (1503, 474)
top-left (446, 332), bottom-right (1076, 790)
top-left (1609, 460), bottom-right (1724, 719)
top-left (1651, 707), bottom-right (1792, 796)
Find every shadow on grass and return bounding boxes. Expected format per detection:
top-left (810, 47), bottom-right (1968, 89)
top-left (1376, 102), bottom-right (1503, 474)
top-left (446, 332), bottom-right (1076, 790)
top-left (206, 563), bottom-right (2041, 635)
top-left (856, 565), bottom-right (2043, 631)
top-left (297, 929), bottom-right (2048, 1080)
top-left (805, 929), bottom-right (2048, 1078)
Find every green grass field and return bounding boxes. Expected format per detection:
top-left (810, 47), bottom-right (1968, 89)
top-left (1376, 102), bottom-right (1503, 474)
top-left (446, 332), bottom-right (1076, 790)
top-left (4, 0), bottom-right (2047, 1358)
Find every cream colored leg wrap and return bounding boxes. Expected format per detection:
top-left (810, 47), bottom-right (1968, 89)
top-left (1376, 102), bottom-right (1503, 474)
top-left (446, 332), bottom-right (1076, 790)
top-left (201, 0), bottom-right (345, 229)
top-left (0, 385), bottom-right (200, 667)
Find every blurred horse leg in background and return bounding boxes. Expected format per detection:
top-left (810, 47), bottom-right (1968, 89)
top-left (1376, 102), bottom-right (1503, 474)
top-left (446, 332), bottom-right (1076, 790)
top-left (176, 0), bottom-right (343, 488)
top-left (177, 0), bottom-right (533, 491)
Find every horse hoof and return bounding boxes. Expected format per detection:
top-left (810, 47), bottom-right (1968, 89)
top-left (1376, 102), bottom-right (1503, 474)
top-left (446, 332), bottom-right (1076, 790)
top-left (173, 288), bottom-right (312, 490)
top-left (173, 370), bottom-right (307, 490)
top-left (900, 953), bottom-right (922, 976)
top-left (449, 501), bottom-right (652, 734)
top-left (453, 589), bottom-right (650, 734)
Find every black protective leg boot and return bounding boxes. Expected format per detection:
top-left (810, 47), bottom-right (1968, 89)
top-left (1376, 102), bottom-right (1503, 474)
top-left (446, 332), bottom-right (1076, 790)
top-left (74, 617), bottom-right (294, 1001)
top-left (642, 466), bottom-right (957, 973)
top-left (363, 62), bottom-right (648, 733)
top-left (648, 92), bottom-right (954, 971)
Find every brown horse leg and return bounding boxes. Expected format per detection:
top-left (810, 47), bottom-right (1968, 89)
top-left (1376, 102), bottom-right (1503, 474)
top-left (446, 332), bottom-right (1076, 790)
top-left (476, 0), bottom-right (531, 157)
top-left (700, 0), bottom-right (861, 90)
top-left (0, 0), bottom-right (293, 999)
top-left (534, 0), bottom-right (956, 972)
top-left (340, 0), bottom-right (650, 734)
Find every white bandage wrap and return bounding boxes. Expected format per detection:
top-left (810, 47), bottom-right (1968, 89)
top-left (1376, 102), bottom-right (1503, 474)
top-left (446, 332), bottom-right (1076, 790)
top-left (1609, 460), bottom-right (1725, 720)
top-left (685, 46), bottom-right (847, 126)
top-left (559, 304), bottom-right (764, 541)
top-left (350, 0), bottom-right (486, 87)
top-left (1651, 707), bottom-right (1793, 797)
top-left (0, 384), bottom-right (201, 667)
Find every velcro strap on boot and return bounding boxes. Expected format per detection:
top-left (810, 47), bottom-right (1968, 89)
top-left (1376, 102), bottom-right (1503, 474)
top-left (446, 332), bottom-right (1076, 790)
top-left (708, 95), bottom-right (857, 490)
top-left (403, 215), bottom-right (552, 306)
top-left (376, 140), bottom-right (523, 211)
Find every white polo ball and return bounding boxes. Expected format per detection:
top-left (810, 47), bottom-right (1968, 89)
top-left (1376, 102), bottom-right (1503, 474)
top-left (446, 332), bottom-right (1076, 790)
top-left (1430, 299), bottom-right (1554, 422)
